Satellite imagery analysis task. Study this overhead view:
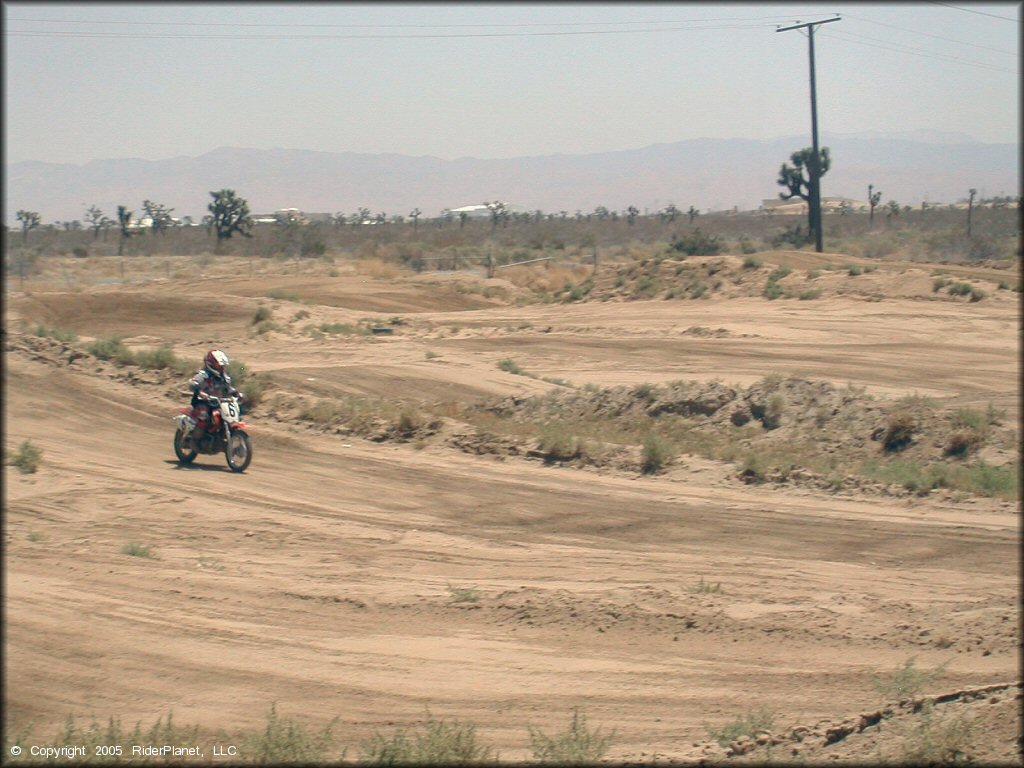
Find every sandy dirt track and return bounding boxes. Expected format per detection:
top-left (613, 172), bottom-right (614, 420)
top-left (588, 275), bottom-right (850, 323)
top-left (4, 259), bottom-right (1020, 763)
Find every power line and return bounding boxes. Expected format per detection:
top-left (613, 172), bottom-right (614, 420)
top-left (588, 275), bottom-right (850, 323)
top-left (823, 28), bottom-right (1017, 73)
top-left (5, 14), bottom-right (807, 29)
top-left (841, 10), bottom-right (1018, 55)
top-left (926, 2), bottom-right (1021, 22)
top-left (3, 22), bottom-right (781, 40)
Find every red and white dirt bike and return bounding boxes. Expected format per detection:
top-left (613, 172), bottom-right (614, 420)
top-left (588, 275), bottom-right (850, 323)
top-left (173, 394), bottom-right (253, 472)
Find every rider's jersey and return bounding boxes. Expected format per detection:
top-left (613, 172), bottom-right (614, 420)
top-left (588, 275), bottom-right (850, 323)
top-left (189, 368), bottom-right (235, 399)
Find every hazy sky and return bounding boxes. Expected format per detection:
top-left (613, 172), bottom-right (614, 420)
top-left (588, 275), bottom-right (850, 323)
top-left (4, 2), bottom-right (1020, 164)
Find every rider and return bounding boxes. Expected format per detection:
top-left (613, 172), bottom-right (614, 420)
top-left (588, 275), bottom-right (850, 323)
top-left (188, 349), bottom-right (242, 438)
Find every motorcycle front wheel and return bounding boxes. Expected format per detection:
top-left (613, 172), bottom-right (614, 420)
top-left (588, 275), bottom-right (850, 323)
top-left (225, 429), bottom-right (252, 473)
top-left (174, 429), bottom-right (198, 464)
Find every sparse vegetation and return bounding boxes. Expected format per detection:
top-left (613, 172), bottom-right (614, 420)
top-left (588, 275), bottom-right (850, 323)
top-left (239, 703), bottom-right (338, 763)
top-left (121, 542), bottom-right (155, 558)
top-left (641, 432), bottom-right (674, 474)
top-left (360, 712), bottom-right (495, 765)
top-left (32, 323), bottom-right (77, 342)
top-left (882, 411), bottom-right (917, 451)
top-left (690, 576), bottom-right (724, 594)
top-left (446, 585), bottom-right (481, 603)
top-left (8, 439), bottom-right (42, 473)
top-left (705, 708), bottom-right (775, 747)
top-left (528, 709), bottom-right (614, 764)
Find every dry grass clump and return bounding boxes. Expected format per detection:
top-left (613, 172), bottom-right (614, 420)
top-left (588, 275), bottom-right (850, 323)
top-left (356, 258), bottom-right (403, 279)
top-left (360, 712), bottom-right (495, 765)
top-left (528, 708), bottom-right (614, 764)
top-left (7, 439), bottom-right (43, 474)
top-left (704, 708), bottom-right (775, 748)
top-left (881, 411), bottom-right (917, 451)
top-left (944, 429), bottom-right (983, 457)
top-left (85, 337), bottom-right (192, 373)
top-left (239, 703), bottom-right (338, 763)
top-left (641, 432), bottom-right (675, 474)
top-left (502, 264), bottom-right (590, 292)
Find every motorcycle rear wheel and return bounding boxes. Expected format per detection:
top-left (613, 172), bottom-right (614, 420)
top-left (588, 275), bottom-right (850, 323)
top-left (225, 430), bottom-right (252, 473)
top-left (174, 429), bottom-right (198, 464)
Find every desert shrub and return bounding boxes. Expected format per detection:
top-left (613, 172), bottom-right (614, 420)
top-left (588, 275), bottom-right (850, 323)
top-left (121, 542), bottom-right (155, 558)
top-left (953, 408), bottom-right (988, 431)
top-left (632, 382), bottom-right (657, 402)
top-left (446, 584), bottom-right (480, 603)
top-left (846, 264), bottom-right (863, 276)
top-left (947, 281), bottom-right (973, 297)
top-left (798, 288), bottom-right (821, 300)
top-left (882, 411), bottom-right (916, 451)
top-left (87, 336), bottom-right (131, 362)
top-left (133, 345), bottom-right (190, 372)
top-left (742, 255), bottom-right (762, 269)
top-left (763, 281), bottom-right (783, 300)
top-left (670, 229), bottom-right (721, 256)
top-left (861, 459), bottom-right (945, 494)
top-left (254, 320), bottom-right (280, 335)
top-left (641, 433), bottom-right (674, 474)
top-left (634, 275), bottom-right (660, 297)
top-left (529, 709), bottom-right (613, 765)
top-left (770, 224), bottom-right (807, 248)
top-left (739, 236), bottom-right (758, 254)
top-left (319, 322), bottom-right (359, 335)
top-left (767, 265), bottom-right (791, 282)
top-left (240, 703), bottom-right (338, 764)
top-left (689, 281), bottom-right (709, 299)
top-left (252, 305), bottom-right (273, 324)
top-left (871, 657), bottom-right (949, 701)
top-left (962, 461), bottom-right (1017, 498)
top-left (8, 439), bottom-right (42, 474)
top-left (4, 712), bottom-right (201, 763)
top-left (762, 395), bottom-right (785, 429)
top-left (32, 323), bottom-right (77, 342)
top-left (263, 288), bottom-right (301, 301)
top-left (396, 408), bottom-right (425, 437)
top-left (739, 453), bottom-right (768, 483)
top-left (690, 576), bottom-right (724, 594)
top-left (293, 309), bottom-right (311, 321)
top-left (891, 701), bottom-right (974, 765)
top-left (497, 358), bottom-right (524, 376)
top-left (944, 429), bottom-right (983, 457)
top-left (932, 277), bottom-right (951, 292)
top-left (360, 713), bottom-right (494, 765)
top-left (229, 359), bottom-right (269, 411)
top-left (538, 428), bottom-right (583, 463)
top-left (968, 286), bottom-right (986, 302)
top-left (705, 708), bottom-right (775, 747)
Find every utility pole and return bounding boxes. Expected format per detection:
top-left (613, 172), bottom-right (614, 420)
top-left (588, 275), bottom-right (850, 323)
top-left (777, 16), bottom-right (840, 253)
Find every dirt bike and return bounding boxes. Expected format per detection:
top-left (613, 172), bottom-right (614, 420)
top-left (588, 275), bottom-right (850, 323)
top-left (173, 393), bottom-right (252, 472)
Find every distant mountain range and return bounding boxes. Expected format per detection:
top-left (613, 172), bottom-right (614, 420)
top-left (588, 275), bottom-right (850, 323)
top-left (5, 131), bottom-right (1018, 224)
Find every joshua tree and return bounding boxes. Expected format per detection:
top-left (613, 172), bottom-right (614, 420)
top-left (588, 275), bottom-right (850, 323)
top-left (207, 189), bottom-right (253, 251)
top-left (661, 203), bottom-right (680, 223)
top-left (85, 205), bottom-right (113, 239)
top-left (626, 206), bottom-right (639, 226)
top-left (484, 201), bottom-right (508, 233)
top-left (116, 205), bottom-right (135, 256)
top-left (16, 210), bottom-right (41, 243)
top-left (142, 199), bottom-right (175, 235)
top-left (967, 188), bottom-right (977, 237)
top-left (687, 205), bottom-right (699, 224)
top-left (867, 185), bottom-right (882, 227)
top-left (409, 208), bottom-right (421, 232)
top-left (777, 146), bottom-right (831, 247)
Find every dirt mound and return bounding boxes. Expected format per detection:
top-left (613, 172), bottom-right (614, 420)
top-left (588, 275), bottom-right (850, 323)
top-left (682, 682), bottom-right (1022, 765)
top-left (8, 289), bottom-right (254, 338)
